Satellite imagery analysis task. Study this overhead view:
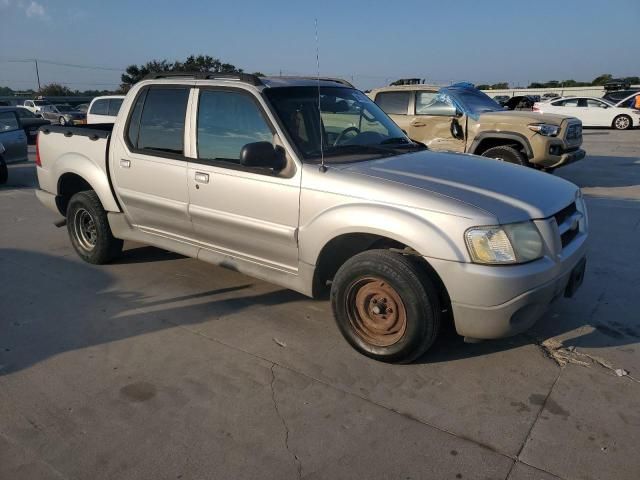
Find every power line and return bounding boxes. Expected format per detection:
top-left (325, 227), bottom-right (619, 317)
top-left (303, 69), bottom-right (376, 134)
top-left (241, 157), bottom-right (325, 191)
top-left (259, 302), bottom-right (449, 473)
top-left (0, 58), bottom-right (123, 72)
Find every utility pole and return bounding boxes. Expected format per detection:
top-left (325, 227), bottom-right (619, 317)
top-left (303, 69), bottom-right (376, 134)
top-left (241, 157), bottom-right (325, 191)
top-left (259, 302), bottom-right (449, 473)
top-left (34, 59), bottom-right (41, 91)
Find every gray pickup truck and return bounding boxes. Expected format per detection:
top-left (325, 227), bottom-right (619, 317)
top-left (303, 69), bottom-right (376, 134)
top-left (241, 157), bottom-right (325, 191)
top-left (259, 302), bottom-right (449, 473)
top-left (35, 74), bottom-right (588, 363)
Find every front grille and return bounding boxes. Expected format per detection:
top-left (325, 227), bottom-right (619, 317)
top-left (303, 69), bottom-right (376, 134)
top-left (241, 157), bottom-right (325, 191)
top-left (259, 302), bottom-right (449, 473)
top-left (554, 202), bottom-right (580, 249)
top-left (554, 202), bottom-right (577, 226)
top-left (561, 226), bottom-right (579, 248)
top-left (566, 124), bottom-right (582, 140)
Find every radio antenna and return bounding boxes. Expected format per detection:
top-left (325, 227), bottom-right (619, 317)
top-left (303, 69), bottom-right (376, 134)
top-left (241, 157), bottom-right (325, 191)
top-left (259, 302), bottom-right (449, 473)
top-left (315, 18), bottom-right (327, 173)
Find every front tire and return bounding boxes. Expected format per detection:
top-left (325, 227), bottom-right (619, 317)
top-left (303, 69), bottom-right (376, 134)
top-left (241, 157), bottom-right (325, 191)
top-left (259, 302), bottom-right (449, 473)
top-left (612, 115), bottom-right (632, 130)
top-left (66, 191), bottom-right (123, 264)
top-left (331, 250), bottom-right (441, 363)
top-left (481, 145), bottom-right (529, 166)
top-left (59, 117), bottom-right (66, 126)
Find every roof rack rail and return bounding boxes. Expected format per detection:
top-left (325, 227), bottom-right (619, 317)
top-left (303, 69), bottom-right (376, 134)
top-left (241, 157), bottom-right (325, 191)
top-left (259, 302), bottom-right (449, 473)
top-left (143, 71), bottom-right (264, 86)
top-left (274, 76), bottom-right (355, 88)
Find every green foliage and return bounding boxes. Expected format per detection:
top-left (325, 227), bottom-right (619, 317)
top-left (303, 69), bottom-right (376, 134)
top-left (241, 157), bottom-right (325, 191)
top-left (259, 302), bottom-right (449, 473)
top-left (477, 82), bottom-right (509, 90)
top-left (0, 86), bottom-right (14, 95)
top-left (38, 83), bottom-right (74, 96)
top-left (120, 54), bottom-right (249, 92)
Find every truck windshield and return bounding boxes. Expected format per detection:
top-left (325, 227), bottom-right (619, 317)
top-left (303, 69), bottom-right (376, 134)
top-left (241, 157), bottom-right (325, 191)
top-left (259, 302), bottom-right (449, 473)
top-left (445, 87), bottom-right (503, 116)
top-left (265, 86), bottom-right (421, 162)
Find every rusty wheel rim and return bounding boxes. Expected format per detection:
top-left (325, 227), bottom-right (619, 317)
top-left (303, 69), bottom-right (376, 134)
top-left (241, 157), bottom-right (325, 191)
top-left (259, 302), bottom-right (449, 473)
top-left (345, 277), bottom-right (407, 347)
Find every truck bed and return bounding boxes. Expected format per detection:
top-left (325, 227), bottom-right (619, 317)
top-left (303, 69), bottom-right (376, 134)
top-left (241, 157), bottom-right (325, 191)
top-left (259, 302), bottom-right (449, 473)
top-left (36, 122), bottom-right (121, 214)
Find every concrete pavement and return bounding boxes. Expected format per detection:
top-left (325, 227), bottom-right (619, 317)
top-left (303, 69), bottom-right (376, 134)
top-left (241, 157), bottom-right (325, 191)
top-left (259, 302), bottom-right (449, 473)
top-left (1, 130), bottom-right (639, 479)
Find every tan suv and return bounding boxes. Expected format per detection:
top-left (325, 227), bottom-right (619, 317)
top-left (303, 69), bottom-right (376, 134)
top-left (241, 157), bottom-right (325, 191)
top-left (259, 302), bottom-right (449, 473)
top-left (369, 83), bottom-right (585, 170)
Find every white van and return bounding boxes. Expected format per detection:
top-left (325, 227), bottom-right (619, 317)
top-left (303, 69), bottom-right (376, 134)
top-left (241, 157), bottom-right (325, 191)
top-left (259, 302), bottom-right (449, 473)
top-left (86, 95), bottom-right (125, 124)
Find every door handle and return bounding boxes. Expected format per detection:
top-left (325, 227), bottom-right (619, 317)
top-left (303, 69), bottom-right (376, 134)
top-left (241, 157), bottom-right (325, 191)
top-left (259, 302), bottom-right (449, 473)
top-left (194, 172), bottom-right (209, 184)
top-left (410, 120), bottom-right (426, 127)
top-left (120, 159), bottom-right (131, 168)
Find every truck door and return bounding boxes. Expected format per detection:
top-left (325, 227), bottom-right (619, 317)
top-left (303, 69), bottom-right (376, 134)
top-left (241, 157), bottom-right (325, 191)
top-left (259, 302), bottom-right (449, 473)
top-left (109, 85), bottom-right (193, 238)
top-left (0, 111), bottom-right (28, 163)
top-left (406, 91), bottom-right (466, 152)
top-left (372, 90), bottom-right (415, 138)
top-left (186, 87), bottom-right (300, 272)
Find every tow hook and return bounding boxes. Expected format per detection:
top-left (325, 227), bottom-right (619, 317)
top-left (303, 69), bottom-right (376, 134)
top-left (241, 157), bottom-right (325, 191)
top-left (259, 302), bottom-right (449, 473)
top-left (54, 218), bottom-right (67, 228)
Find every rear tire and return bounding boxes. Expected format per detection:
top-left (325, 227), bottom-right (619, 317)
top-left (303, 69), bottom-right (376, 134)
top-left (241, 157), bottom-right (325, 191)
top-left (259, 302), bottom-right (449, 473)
top-left (612, 115), bottom-right (632, 130)
top-left (0, 157), bottom-right (7, 184)
top-left (481, 145), bottom-right (529, 166)
top-left (66, 190), bottom-right (123, 264)
top-left (331, 249), bottom-right (441, 363)
top-left (59, 117), bottom-right (66, 126)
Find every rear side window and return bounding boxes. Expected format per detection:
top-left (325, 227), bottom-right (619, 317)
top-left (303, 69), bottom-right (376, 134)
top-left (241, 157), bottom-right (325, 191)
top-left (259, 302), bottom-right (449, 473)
top-left (374, 91), bottom-right (410, 115)
top-left (107, 99), bottom-right (123, 116)
top-left (0, 112), bottom-right (19, 132)
top-left (90, 99), bottom-right (108, 115)
top-left (197, 90), bottom-right (273, 164)
top-left (131, 87), bottom-right (189, 155)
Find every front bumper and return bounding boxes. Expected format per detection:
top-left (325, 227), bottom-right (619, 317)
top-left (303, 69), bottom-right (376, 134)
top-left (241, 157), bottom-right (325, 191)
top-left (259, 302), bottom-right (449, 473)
top-left (549, 148), bottom-right (585, 169)
top-left (427, 224), bottom-right (587, 339)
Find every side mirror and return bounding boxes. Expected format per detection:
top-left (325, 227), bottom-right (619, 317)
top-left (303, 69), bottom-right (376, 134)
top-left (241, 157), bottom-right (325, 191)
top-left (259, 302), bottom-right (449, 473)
top-left (239, 142), bottom-right (286, 170)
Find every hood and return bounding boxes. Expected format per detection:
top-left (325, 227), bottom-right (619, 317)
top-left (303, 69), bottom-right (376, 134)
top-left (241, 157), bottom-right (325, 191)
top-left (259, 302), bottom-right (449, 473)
top-left (339, 151), bottom-right (578, 224)
top-left (478, 110), bottom-right (572, 126)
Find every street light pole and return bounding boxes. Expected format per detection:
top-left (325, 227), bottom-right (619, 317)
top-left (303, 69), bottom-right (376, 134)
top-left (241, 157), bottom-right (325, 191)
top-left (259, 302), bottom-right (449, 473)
top-left (34, 59), bottom-right (41, 91)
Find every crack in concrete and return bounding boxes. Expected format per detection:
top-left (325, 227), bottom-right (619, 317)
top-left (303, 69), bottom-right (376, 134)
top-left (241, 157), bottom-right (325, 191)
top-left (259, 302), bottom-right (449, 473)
top-left (269, 364), bottom-right (302, 480)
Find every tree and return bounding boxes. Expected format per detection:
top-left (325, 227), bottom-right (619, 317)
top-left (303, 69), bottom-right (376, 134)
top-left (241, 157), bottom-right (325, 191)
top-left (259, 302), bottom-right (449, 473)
top-left (38, 83), bottom-right (73, 96)
top-left (120, 54), bottom-right (250, 92)
top-left (0, 86), bottom-right (14, 95)
top-left (591, 74), bottom-right (613, 86)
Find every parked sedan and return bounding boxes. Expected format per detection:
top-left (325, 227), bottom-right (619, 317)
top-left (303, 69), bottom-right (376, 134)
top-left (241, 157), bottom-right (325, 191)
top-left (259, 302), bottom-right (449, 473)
top-left (14, 106), bottom-right (51, 143)
top-left (533, 97), bottom-right (640, 130)
top-left (40, 104), bottom-right (86, 126)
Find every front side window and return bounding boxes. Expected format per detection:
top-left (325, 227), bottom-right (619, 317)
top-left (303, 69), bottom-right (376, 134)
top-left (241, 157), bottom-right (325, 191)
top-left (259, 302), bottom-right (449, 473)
top-left (374, 91), bottom-right (410, 115)
top-left (265, 86), bottom-right (416, 163)
top-left (0, 112), bottom-right (19, 132)
top-left (108, 99), bottom-right (123, 116)
top-left (415, 91), bottom-right (457, 116)
top-left (134, 87), bottom-right (189, 155)
top-left (197, 90), bottom-right (273, 164)
top-left (90, 100), bottom-right (108, 115)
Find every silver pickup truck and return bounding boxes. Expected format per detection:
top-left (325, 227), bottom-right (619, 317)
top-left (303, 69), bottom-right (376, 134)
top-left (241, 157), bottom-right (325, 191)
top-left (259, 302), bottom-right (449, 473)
top-left (35, 74), bottom-right (588, 363)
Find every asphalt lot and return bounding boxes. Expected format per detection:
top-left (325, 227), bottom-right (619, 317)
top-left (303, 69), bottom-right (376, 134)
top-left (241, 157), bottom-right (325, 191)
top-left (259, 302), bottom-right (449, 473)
top-left (1, 130), bottom-right (639, 480)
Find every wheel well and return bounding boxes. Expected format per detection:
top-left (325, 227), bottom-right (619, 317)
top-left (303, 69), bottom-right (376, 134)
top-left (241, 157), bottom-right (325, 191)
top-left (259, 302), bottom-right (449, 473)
top-left (312, 233), bottom-right (452, 315)
top-left (473, 137), bottom-right (526, 157)
top-left (57, 173), bottom-right (93, 215)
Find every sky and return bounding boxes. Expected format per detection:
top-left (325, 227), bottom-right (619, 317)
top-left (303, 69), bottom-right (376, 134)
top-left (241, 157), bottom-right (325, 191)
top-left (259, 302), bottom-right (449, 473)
top-left (1, 0), bottom-right (639, 92)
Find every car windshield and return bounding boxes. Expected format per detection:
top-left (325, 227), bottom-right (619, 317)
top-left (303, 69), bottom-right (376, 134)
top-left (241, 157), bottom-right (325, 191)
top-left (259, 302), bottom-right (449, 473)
top-left (56, 105), bottom-right (75, 112)
top-left (446, 87), bottom-right (503, 115)
top-left (34, 101), bottom-right (50, 106)
top-left (264, 86), bottom-right (422, 162)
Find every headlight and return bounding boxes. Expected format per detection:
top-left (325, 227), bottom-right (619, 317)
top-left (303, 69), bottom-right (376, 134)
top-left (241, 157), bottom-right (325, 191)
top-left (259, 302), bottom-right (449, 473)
top-left (465, 221), bottom-right (544, 264)
top-left (528, 123), bottom-right (559, 137)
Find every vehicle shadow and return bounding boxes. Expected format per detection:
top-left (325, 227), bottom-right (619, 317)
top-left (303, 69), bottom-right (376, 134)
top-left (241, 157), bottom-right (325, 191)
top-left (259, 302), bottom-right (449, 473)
top-left (0, 248), bottom-right (303, 377)
top-left (556, 154), bottom-right (640, 190)
top-left (0, 162), bottom-right (38, 190)
top-left (116, 245), bottom-right (186, 264)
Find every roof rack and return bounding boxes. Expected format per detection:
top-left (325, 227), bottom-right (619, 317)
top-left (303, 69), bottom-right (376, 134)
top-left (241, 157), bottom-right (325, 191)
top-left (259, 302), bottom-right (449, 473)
top-left (273, 76), bottom-right (355, 88)
top-left (143, 71), bottom-right (264, 86)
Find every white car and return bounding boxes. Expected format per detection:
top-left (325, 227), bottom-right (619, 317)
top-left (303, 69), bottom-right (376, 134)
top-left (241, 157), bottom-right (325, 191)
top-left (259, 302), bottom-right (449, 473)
top-left (23, 99), bottom-right (53, 115)
top-left (86, 95), bottom-right (125, 124)
top-left (533, 97), bottom-right (640, 130)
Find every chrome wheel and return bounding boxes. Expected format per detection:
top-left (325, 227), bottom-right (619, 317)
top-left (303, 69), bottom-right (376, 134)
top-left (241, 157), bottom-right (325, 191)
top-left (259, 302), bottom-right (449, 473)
top-left (59, 117), bottom-right (66, 126)
top-left (73, 208), bottom-right (97, 251)
top-left (614, 116), bottom-right (630, 130)
top-left (345, 277), bottom-right (407, 347)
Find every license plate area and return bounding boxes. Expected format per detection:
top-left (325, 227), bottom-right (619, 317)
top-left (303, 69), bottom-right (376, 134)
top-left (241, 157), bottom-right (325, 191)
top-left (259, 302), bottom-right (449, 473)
top-left (564, 257), bottom-right (586, 298)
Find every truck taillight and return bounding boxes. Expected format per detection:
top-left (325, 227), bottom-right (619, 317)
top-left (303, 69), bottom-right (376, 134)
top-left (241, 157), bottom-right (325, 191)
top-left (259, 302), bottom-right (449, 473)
top-left (35, 132), bottom-right (41, 167)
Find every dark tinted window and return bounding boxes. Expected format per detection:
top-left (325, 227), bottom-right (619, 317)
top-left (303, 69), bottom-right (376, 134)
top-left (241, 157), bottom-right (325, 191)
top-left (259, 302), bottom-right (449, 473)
top-left (108, 98), bottom-right (123, 116)
top-left (16, 108), bottom-right (36, 118)
top-left (136, 87), bottom-right (189, 154)
top-left (90, 99), bottom-right (108, 115)
top-left (374, 91), bottom-right (410, 115)
top-left (127, 91), bottom-right (146, 148)
top-left (197, 90), bottom-right (272, 164)
top-left (0, 112), bottom-right (19, 132)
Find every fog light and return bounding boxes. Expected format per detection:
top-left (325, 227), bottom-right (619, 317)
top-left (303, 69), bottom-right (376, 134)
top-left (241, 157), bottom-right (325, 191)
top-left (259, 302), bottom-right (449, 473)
top-left (549, 145), bottom-right (561, 155)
